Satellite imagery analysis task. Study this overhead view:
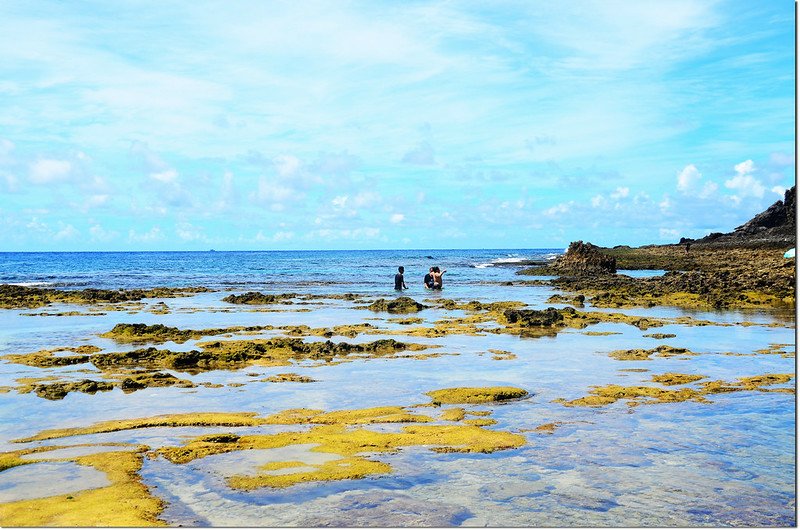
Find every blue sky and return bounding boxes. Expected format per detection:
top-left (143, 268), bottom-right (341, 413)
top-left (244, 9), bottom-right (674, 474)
top-left (0, 0), bottom-right (794, 251)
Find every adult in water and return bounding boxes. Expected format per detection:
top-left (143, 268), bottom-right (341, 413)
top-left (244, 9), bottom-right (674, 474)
top-left (394, 266), bottom-right (408, 290)
top-left (423, 267), bottom-right (435, 289)
top-left (431, 266), bottom-right (446, 289)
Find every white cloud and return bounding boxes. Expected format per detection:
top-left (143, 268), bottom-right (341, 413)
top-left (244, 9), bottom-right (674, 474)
top-left (54, 223), bottom-right (79, 240)
top-left (401, 142), bottom-right (436, 165)
top-left (725, 159), bottom-right (765, 199)
top-left (89, 223), bottom-right (117, 242)
top-left (659, 195), bottom-right (673, 212)
top-left (590, 195), bottom-right (606, 208)
top-left (176, 222), bottom-right (205, 242)
top-left (771, 186), bottom-right (786, 196)
top-left (677, 164), bottom-right (701, 193)
top-left (543, 201), bottom-right (573, 216)
top-left (128, 227), bottom-right (164, 243)
top-left (254, 178), bottom-right (297, 204)
top-left (151, 169), bottom-right (178, 183)
top-left (273, 231), bottom-right (295, 242)
top-left (29, 159), bottom-right (72, 184)
top-left (273, 154), bottom-right (301, 177)
top-left (733, 159), bottom-right (755, 176)
top-left (677, 163), bottom-right (717, 198)
top-left (659, 228), bottom-right (680, 240)
top-left (331, 195), bottom-right (348, 208)
top-left (610, 187), bottom-right (629, 199)
top-left (390, 213), bottom-right (405, 224)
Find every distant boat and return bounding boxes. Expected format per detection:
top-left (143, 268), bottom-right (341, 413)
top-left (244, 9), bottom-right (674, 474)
top-left (783, 248), bottom-right (795, 259)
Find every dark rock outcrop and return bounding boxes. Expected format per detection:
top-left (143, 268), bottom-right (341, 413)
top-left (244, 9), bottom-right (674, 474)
top-left (694, 186), bottom-right (795, 248)
top-left (553, 241), bottom-right (616, 275)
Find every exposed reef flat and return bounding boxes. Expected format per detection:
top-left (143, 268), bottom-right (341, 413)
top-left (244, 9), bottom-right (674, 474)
top-left (555, 372), bottom-right (794, 407)
top-left (0, 285), bottom-right (211, 309)
top-left (518, 246), bottom-right (794, 310)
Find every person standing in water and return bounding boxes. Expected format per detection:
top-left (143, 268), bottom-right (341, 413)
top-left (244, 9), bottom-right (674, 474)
top-left (394, 266), bottom-right (408, 290)
top-left (423, 267), bottom-right (435, 289)
top-left (431, 266), bottom-right (446, 289)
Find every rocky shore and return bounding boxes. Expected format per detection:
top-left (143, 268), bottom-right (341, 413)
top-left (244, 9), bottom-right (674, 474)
top-left (519, 187), bottom-right (796, 310)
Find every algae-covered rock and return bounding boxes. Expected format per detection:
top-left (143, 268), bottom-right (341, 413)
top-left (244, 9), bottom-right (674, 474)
top-left (651, 373), bottom-right (705, 386)
top-left (503, 307), bottom-right (568, 327)
top-left (366, 297), bottom-right (428, 314)
top-left (21, 379), bottom-right (115, 400)
top-left (222, 292), bottom-right (298, 305)
top-left (0, 284), bottom-right (210, 309)
top-left (425, 386), bottom-right (528, 405)
top-left (262, 373), bottom-right (316, 383)
top-left (609, 345), bottom-right (695, 361)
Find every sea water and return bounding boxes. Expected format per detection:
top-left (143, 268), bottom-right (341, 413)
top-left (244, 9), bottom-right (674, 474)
top-left (0, 250), bottom-right (794, 527)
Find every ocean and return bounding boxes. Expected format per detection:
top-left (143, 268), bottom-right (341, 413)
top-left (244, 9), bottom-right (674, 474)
top-left (0, 249), bottom-right (562, 292)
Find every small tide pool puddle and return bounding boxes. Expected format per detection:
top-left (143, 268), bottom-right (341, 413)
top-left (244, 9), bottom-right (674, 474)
top-left (0, 461), bottom-right (109, 502)
top-left (199, 444), bottom-right (339, 477)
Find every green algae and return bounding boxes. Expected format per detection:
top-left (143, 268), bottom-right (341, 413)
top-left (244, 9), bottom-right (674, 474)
top-left (426, 386), bottom-right (528, 405)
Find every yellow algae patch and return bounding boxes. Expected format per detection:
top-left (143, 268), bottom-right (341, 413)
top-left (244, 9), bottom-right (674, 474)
top-left (310, 407), bottom-right (434, 425)
top-left (488, 349), bottom-right (517, 361)
top-left (651, 373), bottom-right (705, 386)
top-left (440, 408), bottom-right (466, 421)
top-left (754, 343), bottom-right (795, 357)
top-left (387, 317), bottom-right (424, 325)
top-left (737, 373), bottom-right (794, 388)
top-left (532, 422), bottom-right (561, 434)
top-left (13, 412), bottom-right (265, 443)
top-left (158, 423), bottom-right (525, 481)
top-left (426, 386), bottom-right (528, 405)
top-left (229, 456), bottom-right (392, 490)
top-left (582, 331), bottom-right (622, 336)
top-left (262, 373), bottom-right (316, 383)
top-left (556, 384), bottom-right (708, 407)
top-left (463, 418), bottom-right (498, 427)
top-left (0, 450), bottom-right (164, 527)
top-left (559, 373), bottom-right (795, 408)
top-left (609, 345), bottom-right (697, 361)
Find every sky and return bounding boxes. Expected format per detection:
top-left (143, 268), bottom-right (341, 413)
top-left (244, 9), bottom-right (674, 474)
top-left (0, 0), bottom-right (795, 251)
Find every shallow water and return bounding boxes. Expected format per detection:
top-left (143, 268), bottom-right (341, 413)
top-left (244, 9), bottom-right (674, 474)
top-left (0, 250), bottom-right (795, 526)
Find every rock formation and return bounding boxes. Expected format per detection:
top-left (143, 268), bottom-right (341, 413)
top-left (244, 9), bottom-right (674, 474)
top-left (692, 186), bottom-right (795, 248)
top-left (551, 241), bottom-right (617, 275)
